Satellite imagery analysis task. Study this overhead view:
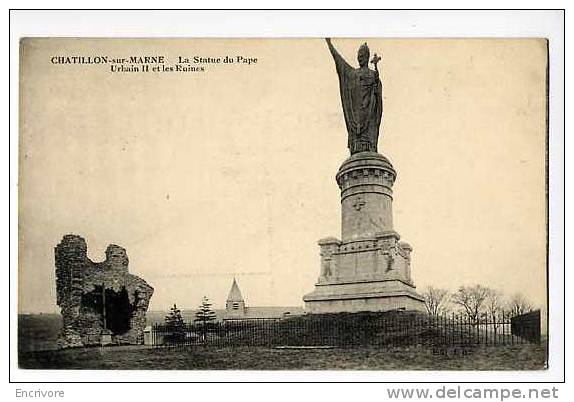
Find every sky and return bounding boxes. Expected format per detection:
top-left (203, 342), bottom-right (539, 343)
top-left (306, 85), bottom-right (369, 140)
top-left (19, 38), bottom-right (547, 313)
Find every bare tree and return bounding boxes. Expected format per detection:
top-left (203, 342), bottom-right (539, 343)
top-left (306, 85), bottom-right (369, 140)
top-left (451, 285), bottom-right (490, 323)
top-left (507, 293), bottom-right (533, 316)
top-left (485, 288), bottom-right (503, 319)
top-left (422, 286), bottom-right (450, 316)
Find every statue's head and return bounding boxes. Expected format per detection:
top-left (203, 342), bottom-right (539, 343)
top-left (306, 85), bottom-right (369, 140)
top-left (357, 42), bottom-right (370, 67)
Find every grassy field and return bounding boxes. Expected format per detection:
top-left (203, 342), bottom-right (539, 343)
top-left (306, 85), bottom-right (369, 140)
top-left (19, 342), bottom-right (547, 370)
top-left (18, 312), bottom-right (547, 370)
top-left (18, 314), bottom-right (62, 352)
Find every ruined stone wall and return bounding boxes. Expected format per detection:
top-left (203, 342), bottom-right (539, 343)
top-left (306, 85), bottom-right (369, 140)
top-left (55, 235), bottom-right (154, 348)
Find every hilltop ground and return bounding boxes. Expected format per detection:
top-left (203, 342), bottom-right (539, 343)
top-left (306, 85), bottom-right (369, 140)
top-left (19, 342), bottom-right (547, 370)
top-left (18, 313), bottom-right (547, 370)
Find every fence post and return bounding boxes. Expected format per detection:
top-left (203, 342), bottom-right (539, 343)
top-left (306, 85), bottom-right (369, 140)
top-left (513, 312), bottom-right (517, 345)
top-left (452, 313), bottom-right (458, 345)
top-left (495, 312), bottom-right (499, 345)
top-left (459, 314), bottom-right (463, 345)
top-left (458, 314), bottom-right (462, 345)
top-left (245, 320), bottom-right (249, 346)
top-left (443, 313), bottom-right (446, 345)
top-left (503, 311), bottom-right (507, 346)
top-left (456, 314), bottom-right (463, 345)
top-left (446, 313), bottom-right (449, 345)
top-left (487, 313), bottom-right (490, 345)
top-left (246, 320), bottom-right (251, 347)
top-left (451, 313), bottom-right (454, 345)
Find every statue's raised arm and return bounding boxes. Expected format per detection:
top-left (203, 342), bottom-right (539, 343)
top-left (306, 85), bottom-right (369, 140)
top-left (325, 38), bottom-right (353, 74)
top-left (325, 38), bottom-right (383, 155)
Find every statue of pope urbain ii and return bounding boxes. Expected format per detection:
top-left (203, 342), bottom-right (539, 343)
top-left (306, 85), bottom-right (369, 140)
top-left (326, 38), bottom-right (383, 155)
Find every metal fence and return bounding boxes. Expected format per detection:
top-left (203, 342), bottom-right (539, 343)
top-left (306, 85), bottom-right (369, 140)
top-left (149, 310), bottom-right (541, 348)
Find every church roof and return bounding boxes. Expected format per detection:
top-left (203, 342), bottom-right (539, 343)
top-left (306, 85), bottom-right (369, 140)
top-left (146, 306), bottom-right (306, 324)
top-left (221, 306), bottom-right (305, 321)
top-left (227, 278), bottom-right (244, 302)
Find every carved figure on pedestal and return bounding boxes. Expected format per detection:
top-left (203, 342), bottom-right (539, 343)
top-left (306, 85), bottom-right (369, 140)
top-left (321, 257), bottom-right (332, 277)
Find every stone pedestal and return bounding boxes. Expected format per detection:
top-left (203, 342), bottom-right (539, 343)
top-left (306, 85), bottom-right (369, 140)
top-left (303, 152), bottom-right (425, 313)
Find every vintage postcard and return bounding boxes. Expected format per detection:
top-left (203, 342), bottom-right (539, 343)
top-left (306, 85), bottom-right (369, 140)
top-left (18, 37), bottom-right (549, 372)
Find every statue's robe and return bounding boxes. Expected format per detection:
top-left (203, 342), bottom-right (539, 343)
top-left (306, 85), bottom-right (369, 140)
top-left (329, 47), bottom-right (383, 154)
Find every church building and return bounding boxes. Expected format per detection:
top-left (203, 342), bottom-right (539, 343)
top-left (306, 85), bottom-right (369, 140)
top-left (225, 278), bottom-right (246, 317)
top-left (222, 278), bottom-right (304, 321)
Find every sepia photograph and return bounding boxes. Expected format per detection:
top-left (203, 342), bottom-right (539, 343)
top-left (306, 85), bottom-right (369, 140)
top-left (16, 34), bottom-right (551, 373)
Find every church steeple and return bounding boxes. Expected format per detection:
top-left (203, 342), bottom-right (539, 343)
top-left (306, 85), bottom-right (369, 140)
top-left (225, 278), bottom-right (246, 314)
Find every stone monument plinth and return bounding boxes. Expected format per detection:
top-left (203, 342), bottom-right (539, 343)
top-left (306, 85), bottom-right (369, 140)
top-left (303, 152), bottom-right (425, 313)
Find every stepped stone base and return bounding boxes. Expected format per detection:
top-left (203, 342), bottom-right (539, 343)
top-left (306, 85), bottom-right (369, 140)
top-left (303, 278), bottom-right (425, 314)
